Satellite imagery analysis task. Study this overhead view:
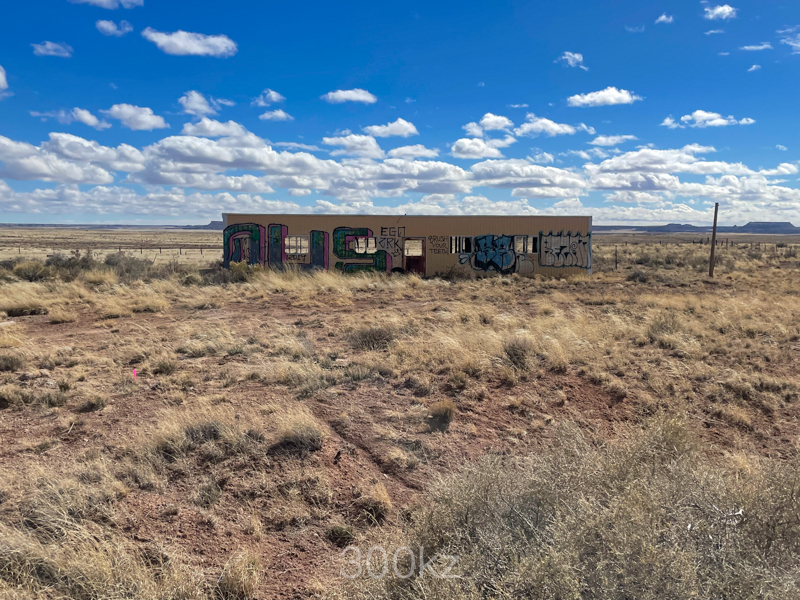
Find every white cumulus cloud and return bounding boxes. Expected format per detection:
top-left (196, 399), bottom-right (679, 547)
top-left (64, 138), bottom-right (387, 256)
top-left (529, 152), bottom-right (554, 164)
top-left (181, 118), bottom-right (248, 138)
top-left (0, 66), bottom-right (7, 91)
top-left (655, 14), bottom-right (674, 24)
top-left (479, 113), bottom-right (514, 131)
top-left (141, 28), bottom-right (237, 57)
top-left (32, 42), bottom-right (73, 58)
top-left (776, 144), bottom-right (788, 151)
top-left (567, 86), bottom-right (643, 107)
top-left (462, 122), bottom-right (484, 137)
top-left (557, 52), bottom-right (588, 70)
top-left (590, 135), bottom-right (638, 147)
top-left (29, 108), bottom-right (111, 130)
top-left (252, 89), bottom-right (285, 107)
top-left (322, 134), bottom-right (384, 158)
top-left (747, 65), bottom-right (761, 72)
top-left (96, 20), bottom-right (133, 36)
top-left (101, 104), bottom-right (169, 130)
top-left (387, 145), bottom-right (439, 159)
top-left (71, 108), bottom-right (112, 130)
top-left (450, 138), bottom-right (504, 159)
top-left (364, 118), bottom-right (418, 137)
top-left (320, 88), bottom-right (377, 104)
top-left (514, 114), bottom-right (579, 137)
top-left (704, 5), bottom-right (737, 20)
top-left (259, 109), bottom-right (294, 121)
top-left (179, 91), bottom-right (221, 117)
top-left (663, 110), bottom-right (755, 128)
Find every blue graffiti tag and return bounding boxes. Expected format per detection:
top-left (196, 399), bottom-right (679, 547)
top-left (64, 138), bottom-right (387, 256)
top-left (472, 234), bottom-right (517, 274)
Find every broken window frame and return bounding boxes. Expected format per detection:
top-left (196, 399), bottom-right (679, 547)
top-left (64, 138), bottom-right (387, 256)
top-left (404, 239), bottom-right (424, 257)
top-left (449, 236), bottom-right (474, 254)
top-left (285, 235), bottom-right (310, 255)
top-left (354, 236), bottom-right (378, 254)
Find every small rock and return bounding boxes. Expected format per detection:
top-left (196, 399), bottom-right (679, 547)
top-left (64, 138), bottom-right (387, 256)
top-left (18, 372), bottom-right (37, 382)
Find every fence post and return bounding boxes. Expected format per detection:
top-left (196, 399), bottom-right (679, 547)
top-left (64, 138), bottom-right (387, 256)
top-left (615, 245), bottom-right (618, 271)
top-left (709, 202), bottom-right (719, 278)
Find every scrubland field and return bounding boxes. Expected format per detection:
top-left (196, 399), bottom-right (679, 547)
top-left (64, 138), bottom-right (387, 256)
top-left (1, 230), bottom-right (800, 599)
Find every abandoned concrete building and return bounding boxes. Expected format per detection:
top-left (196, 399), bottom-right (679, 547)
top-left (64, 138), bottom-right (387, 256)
top-left (222, 214), bottom-right (592, 278)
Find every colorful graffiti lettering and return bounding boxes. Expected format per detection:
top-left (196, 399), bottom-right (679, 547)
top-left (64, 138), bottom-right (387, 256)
top-left (458, 234), bottom-right (533, 275)
top-left (223, 223), bottom-right (266, 268)
top-left (267, 224), bottom-right (329, 270)
top-left (332, 227), bottom-right (392, 273)
top-left (267, 224), bottom-right (288, 267)
top-left (475, 234), bottom-right (516, 274)
top-left (539, 231), bottom-right (591, 269)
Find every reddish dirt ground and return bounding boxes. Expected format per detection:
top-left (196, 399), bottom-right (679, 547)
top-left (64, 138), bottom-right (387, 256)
top-left (2, 282), bottom-right (799, 597)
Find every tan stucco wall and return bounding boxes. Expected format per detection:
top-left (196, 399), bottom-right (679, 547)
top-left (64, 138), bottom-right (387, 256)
top-left (222, 214), bottom-right (592, 277)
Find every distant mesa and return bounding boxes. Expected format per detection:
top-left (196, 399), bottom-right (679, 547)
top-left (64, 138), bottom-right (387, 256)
top-left (182, 221), bottom-right (224, 230)
top-left (594, 222), bottom-right (800, 234)
top-left (724, 222), bottom-right (800, 234)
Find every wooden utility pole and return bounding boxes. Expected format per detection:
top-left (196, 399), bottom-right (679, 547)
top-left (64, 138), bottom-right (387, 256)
top-left (709, 202), bottom-right (719, 278)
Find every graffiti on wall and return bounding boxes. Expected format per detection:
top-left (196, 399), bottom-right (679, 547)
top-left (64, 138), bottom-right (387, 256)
top-left (332, 227), bottom-right (392, 273)
top-left (267, 224), bottom-right (329, 270)
top-left (223, 223), bottom-right (266, 268)
top-left (223, 223), bottom-right (329, 270)
top-left (538, 231), bottom-right (591, 269)
top-left (222, 224), bottom-right (592, 274)
top-left (457, 234), bottom-right (534, 275)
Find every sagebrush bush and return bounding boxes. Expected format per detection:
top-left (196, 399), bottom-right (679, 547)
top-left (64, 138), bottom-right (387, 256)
top-left (12, 261), bottom-right (52, 282)
top-left (503, 335), bottom-right (535, 370)
top-left (0, 353), bottom-right (24, 372)
top-left (349, 326), bottom-right (397, 351)
top-left (339, 418), bottom-right (800, 600)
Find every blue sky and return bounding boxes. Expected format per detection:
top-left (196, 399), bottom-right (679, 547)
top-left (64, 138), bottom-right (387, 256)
top-left (0, 0), bottom-right (799, 225)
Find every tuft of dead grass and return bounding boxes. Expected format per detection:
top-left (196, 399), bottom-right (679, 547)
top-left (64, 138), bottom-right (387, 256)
top-left (349, 326), bottom-right (397, 351)
top-left (215, 551), bottom-right (262, 600)
top-left (428, 399), bottom-right (456, 432)
top-left (272, 406), bottom-right (327, 453)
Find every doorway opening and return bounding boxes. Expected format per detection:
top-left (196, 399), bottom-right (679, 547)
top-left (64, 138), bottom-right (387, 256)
top-left (403, 238), bottom-right (426, 275)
